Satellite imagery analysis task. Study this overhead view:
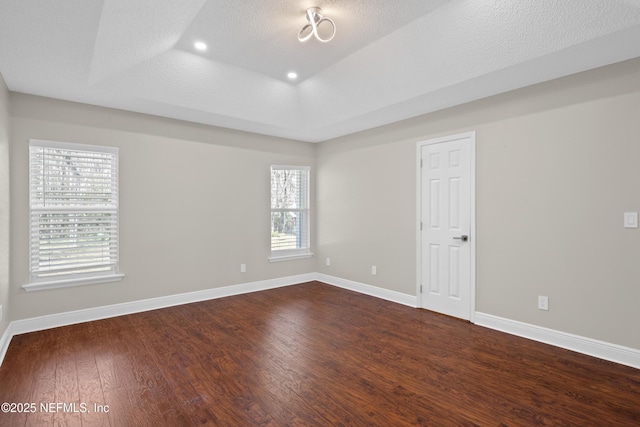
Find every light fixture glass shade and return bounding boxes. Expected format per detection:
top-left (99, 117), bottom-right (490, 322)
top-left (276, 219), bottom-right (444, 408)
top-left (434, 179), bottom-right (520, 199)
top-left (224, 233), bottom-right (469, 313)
top-left (298, 7), bottom-right (335, 43)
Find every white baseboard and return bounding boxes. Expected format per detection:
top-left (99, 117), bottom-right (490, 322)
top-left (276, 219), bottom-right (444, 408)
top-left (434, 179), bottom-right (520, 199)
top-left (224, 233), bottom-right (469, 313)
top-left (3, 275), bottom-right (638, 372)
top-left (316, 273), bottom-right (418, 307)
top-left (10, 273), bottom-right (316, 337)
top-left (475, 312), bottom-right (640, 370)
top-left (0, 323), bottom-right (13, 368)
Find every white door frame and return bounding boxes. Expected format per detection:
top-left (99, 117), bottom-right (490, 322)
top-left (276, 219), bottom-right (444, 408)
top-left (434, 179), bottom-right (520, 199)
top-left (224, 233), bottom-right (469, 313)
top-left (416, 131), bottom-right (476, 322)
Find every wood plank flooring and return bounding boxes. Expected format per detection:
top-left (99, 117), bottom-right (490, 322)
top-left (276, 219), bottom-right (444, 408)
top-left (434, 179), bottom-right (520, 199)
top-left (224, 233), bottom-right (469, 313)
top-left (1, 281), bottom-right (639, 426)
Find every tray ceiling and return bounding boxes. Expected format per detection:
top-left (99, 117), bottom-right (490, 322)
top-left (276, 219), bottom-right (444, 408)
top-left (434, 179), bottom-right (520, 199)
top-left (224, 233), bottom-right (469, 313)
top-left (1, 0), bottom-right (640, 142)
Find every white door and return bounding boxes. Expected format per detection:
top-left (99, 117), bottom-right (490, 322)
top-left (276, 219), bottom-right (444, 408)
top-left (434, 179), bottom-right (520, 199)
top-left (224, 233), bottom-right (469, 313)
top-left (418, 132), bottom-right (475, 320)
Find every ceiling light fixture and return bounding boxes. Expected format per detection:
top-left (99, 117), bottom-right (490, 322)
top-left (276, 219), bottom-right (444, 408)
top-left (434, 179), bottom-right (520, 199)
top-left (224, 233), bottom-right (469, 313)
top-left (194, 41), bottom-right (207, 51)
top-left (287, 72), bottom-right (298, 80)
top-left (298, 7), bottom-right (336, 43)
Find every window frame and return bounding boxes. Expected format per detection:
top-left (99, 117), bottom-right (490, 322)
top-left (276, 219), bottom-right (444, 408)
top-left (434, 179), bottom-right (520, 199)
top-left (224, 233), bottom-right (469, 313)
top-left (269, 165), bottom-right (313, 262)
top-left (23, 139), bottom-right (124, 291)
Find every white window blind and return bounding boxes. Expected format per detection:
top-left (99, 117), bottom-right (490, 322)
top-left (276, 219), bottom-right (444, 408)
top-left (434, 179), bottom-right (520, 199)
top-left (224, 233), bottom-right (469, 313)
top-left (29, 140), bottom-right (119, 282)
top-left (270, 166), bottom-right (310, 258)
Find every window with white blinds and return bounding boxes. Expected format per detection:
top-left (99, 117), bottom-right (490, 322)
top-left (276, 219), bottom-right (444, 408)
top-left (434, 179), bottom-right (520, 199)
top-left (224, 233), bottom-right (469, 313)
top-left (28, 140), bottom-right (120, 285)
top-left (270, 166), bottom-right (311, 260)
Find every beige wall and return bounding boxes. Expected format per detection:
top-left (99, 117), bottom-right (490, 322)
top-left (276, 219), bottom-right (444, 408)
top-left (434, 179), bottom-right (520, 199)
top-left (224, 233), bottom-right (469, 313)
top-left (9, 94), bottom-right (316, 320)
top-left (316, 139), bottom-right (417, 293)
top-left (0, 74), bottom-right (9, 338)
top-left (316, 58), bottom-right (640, 350)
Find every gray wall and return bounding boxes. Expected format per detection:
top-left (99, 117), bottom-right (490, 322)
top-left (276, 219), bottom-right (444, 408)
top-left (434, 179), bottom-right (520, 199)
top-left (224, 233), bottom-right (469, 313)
top-left (0, 74), bottom-right (9, 339)
top-left (9, 94), bottom-right (316, 320)
top-left (316, 58), bottom-right (640, 350)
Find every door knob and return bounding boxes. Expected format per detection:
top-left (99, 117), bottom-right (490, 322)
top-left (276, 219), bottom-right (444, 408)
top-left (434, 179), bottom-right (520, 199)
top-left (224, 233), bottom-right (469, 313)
top-left (453, 235), bottom-right (468, 242)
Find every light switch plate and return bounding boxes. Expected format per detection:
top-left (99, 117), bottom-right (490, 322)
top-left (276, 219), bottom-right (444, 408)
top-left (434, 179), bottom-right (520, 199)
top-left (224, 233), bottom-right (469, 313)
top-left (624, 212), bottom-right (638, 228)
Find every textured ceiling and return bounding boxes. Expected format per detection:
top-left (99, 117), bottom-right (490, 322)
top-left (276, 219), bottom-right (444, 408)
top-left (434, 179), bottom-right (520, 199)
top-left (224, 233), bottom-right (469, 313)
top-left (1, 0), bottom-right (640, 142)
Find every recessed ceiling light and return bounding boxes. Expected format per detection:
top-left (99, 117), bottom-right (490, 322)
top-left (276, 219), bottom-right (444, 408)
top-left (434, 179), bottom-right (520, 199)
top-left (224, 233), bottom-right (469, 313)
top-left (287, 72), bottom-right (298, 80)
top-left (194, 41), bottom-right (207, 51)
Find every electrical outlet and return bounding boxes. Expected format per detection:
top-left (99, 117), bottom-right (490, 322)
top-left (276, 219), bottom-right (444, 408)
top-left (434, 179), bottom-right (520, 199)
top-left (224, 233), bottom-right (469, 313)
top-left (371, 265), bottom-right (377, 275)
top-left (326, 257), bottom-right (331, 266)
top-left (240, 264), bottom-right (246, 273)
top-left (538, 296), bottom-right (549, 311)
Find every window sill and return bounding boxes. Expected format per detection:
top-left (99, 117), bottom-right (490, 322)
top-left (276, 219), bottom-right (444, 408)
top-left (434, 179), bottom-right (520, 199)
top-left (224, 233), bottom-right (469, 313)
top-left (22, 274), bottom-right (125, 292)
top-left (268, 253), bottom-right (314, 263)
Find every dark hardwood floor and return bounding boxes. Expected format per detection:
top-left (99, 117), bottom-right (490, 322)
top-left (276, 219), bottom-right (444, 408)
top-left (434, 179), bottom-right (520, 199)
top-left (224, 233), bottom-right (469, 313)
top-left (1, 281), bottom-right (639, 426)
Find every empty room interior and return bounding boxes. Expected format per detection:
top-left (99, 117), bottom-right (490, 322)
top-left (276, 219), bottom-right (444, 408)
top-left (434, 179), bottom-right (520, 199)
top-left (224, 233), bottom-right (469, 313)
top-left (1, 1), bottom-right (640, 425)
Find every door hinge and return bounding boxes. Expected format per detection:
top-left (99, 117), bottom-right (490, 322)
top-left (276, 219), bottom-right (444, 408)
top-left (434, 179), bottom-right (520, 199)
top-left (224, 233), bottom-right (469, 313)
top-left (420, 285), bottom-right (423, 293)
top-left (420, 222), bottom-right (423, 230)
top-left (420, 158), bottom-right (423, 168)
